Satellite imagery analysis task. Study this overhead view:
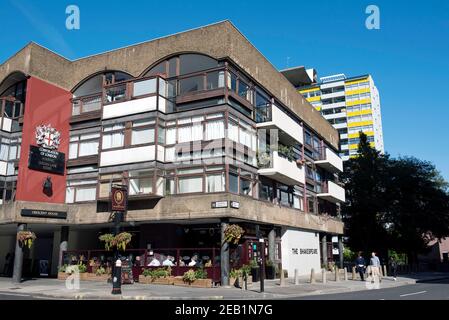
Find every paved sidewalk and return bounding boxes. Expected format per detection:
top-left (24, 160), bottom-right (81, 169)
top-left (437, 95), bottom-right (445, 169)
top-left (0, 272), bottom-right (448, 300)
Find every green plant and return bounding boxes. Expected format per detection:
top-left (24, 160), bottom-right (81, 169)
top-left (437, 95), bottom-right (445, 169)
top-left (112, 232), bottom-right (132, 251)
top-left (266, 260), bottom-right (274, 267)
top-left (230, 268), bottom-right (242, 279)
top-left (78, 263), bottom-right (87, 273)
top-left (182, 269), bottom-right (197, 284)
top-left (95, 267), bottom-right (107, 276)
top-left (257, 152), bottom-right (272, 168)
top-left (17, 231), bottom-right (36, 249)
top-left (278, 144), bottom-right (296, 162)
top-left (99, 233), bottom-right (114, 251)
top-left (249, 259), bottom-right (259, 269)
top-left (194, 268), bottom-right (208, 280)
top-left (241, 264), bottom-right (251, 277)
top-left (223, 224), bottom-right (245, 245)
top-left (142, 267), bottom-right (172, 279)
top-left (58, 264), bottom-right (68, 273)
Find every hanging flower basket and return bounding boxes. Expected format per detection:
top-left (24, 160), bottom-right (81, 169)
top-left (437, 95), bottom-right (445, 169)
top-left (224, 224), bottom-right (245, 245)
top-left (98, 233), bottom-right (114, 251)
top-left (111, 232), bottom-right (132, 251)
top-left (17, 231), bottom-right (36, 249)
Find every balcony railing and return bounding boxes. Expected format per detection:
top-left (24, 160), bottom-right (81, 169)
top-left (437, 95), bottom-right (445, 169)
top-left (317, 180), bottom-right (346, 203)
top-left (72, 93), bottom-right (102, 116)
top-left (315, 146), bottom-right (344, 173)
top-left (255, 104), bottom-right (272, 123)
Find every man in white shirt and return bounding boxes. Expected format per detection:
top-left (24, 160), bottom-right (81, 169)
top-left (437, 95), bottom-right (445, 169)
top-left (148, 257), bottom-right (161, 267)
top-left (188, 255), bottom-right (198, 267)
top-left (162, 256), bottom-right (174, 267)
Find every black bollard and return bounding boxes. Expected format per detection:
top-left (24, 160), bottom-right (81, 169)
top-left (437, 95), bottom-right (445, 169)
top-left (112, 259), bottom-right (122, 295)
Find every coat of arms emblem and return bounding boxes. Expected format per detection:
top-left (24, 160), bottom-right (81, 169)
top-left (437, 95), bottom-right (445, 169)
top-left (35, 125), bottom-right (61, 150)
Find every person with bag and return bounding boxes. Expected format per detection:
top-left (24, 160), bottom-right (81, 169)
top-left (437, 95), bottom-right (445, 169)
top-left (355, 252), bottom-right (366, 281)
top-left (389, 256), bottom-right (398, 281)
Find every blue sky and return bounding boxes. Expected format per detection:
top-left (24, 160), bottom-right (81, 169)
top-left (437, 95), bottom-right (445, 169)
top-left (1, 0), bottom-right (449, 180)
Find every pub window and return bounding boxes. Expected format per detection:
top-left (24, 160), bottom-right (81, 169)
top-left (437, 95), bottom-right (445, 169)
top-left (178, 116), bottom-right (204, 143)
top-left (66, 180), bottom-right (97, 203)
top-left (102, 124), bottom-right (125, 149)
top-left (229, 170), bottom-right (239, 194)
top-left (99, 173), bottom-right (123, 198)
top-left (205, 119), bottom-right (225, 140)
top-left (259, 178), bottom-right (274, 202)
top-left (240, 178), bottom-right (252, 196)
top-left (206, 172), bottom-right (225, 193)
top-left (131, 119), bottom-right (155, 145)
top-left (69, 133), bottom-right (100, 159)
top-left (128, 170), bottom-right (153, 195)
top-left (177, 168), bottom-right (203, 194)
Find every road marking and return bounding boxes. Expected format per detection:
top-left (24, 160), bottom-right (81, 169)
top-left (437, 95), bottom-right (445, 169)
top-left (0, 292), bottom-right (30, 297)
top-left (400, 291), bottom-right (427, 297)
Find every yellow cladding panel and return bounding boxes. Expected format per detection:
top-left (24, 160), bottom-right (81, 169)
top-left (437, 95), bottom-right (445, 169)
top-left (347, 109), bottom-right (373, 117)
top-left (345, 77), bottom-right (369, 86)
top-left (348, 120), bottom-right (374, 128)
top-left (346, 98), bottom-right (371, 107)
top-left (307, 96), bottom-right (321, 102)
top-left (345, 87), bottom-right (370, 96)
top-left (300, 87), bottom-right (320, 94)
top-left (315, 107), bottom-right (322, 111)
top-left (349, 142), bottom-right (375, 150)
top-left (348, 131), bottom-right (374, 139)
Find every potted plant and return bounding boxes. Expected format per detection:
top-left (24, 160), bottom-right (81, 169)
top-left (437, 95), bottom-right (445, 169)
top-left (99, 233), bottom-right (114, 251)
top-left (265, 260), bottom-right (276, 280)
top-left (17, 231), bottom-right (36, 249)
top-left (249, 259), bottom-right (260, 282)
top-left (112, 232), bottom-right (132, 251)
top-left (223, 224), bottom-right (245, 245)
top-left (140, 267), bottom-right (174, 285)
top-left (230, 268), bottom-right (242, 287)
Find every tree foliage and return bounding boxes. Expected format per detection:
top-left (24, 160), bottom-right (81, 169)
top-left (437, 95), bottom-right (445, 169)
top-left (341, 132), bottom-right (449, 262)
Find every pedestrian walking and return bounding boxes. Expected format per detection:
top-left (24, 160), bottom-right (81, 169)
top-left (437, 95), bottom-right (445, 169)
top-left (355, 252), bottom-right (366, 281)
top-left (389, 256), bottom-right (398, 281)
top-left (369, 252), bottom-right (382, 283)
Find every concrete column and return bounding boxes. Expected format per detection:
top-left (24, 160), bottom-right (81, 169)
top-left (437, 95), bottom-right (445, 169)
top-left (220, 219), bottom-right (230, 287)
top-left (268, 228), bottom-right (276, 263)
top-left (321, 234), bottom-right (328, 269)
top-left (338, 236), bottom-right (344, 269)
top-left (322, 268), bottom-right (327, 283)
top-left (58, 226), bottom-right (69, 269)
top-left (12, 223), bottom-right (27, 284)
top-left (294, 269), bottom-right (299, 285)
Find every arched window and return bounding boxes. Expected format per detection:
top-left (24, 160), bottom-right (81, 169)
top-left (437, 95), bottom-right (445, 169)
top-left (72, 71), bottom-right (131, 98)
top-left (71, 71), bottom-right (132, 116)
top-left (0, 72), bottom-right (28, 103)
top-left (144, 53), bottom-right (220, 78)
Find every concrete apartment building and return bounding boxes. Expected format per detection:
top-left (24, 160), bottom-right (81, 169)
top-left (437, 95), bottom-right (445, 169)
top-left (0, 21), bottom-right (345, 283)
top-left (282, 67), bottom-right (384, 161)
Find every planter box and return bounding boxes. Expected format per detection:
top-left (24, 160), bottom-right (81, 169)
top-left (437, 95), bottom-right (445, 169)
top-left (57, 272), bottom-right (110, 282)
top-left (173, 276), bottom-right (213, 288)
top-left (138, 275), bottom-right (175, 285)
top-left (230, 277), bottom-right (245, 288)
top-left (265, 266), bottom-right (276, 280)
top-left (251, 267), bottom-right (260, 282)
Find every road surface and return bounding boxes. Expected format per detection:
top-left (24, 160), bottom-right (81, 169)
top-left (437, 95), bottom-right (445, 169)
top-left (296, 278), bottom-right (449, 300)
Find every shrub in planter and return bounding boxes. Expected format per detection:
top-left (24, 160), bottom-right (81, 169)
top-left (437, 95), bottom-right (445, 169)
top-left (265, 260), bottom-right (276, 280)
top-left (230, 268), bottom-right (242, 287)
top-left (249, 260), bottom-right (260, 282)
top-left (182, 269), bottom-right (197, 284)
